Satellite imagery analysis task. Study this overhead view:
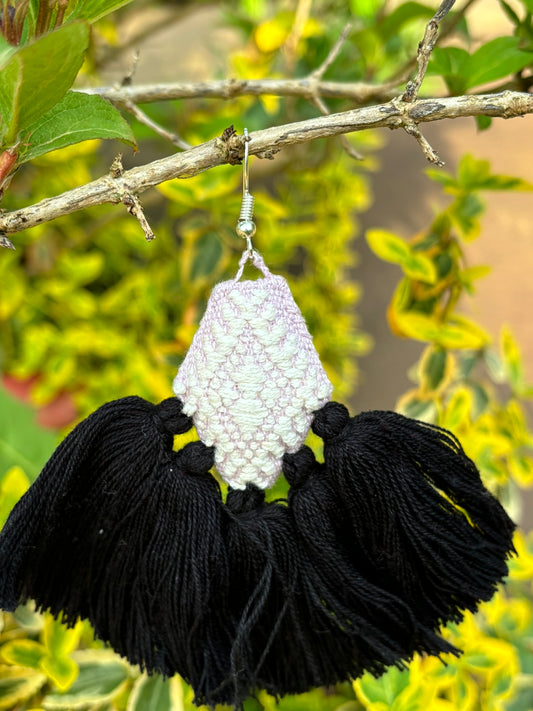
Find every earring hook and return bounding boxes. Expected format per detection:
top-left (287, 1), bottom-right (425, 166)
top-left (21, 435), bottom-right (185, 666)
top-left (236, 128), bottom-right (256, 253)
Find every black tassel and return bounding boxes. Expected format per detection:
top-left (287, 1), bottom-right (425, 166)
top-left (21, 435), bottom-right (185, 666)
top-left (0, 396), bottom-right (232, 698)
top-left (223, 485), bottom-right (300, 705)
top-left (312, 402), bottom-right (516, 629)
top-left (223, 484), bottom-right (355, 703)
top-left (284, 448), bottom-right (457, 672)
top-left (221, 457), bottom-right (457, 707)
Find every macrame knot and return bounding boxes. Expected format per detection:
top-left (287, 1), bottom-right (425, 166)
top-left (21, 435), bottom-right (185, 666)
top-left (226, 485), bottom-right (265, 513)
top-left (312, 401), bottom-right (350, 441)
top-left (153, 397), bottom-right (193, 437)
top-left (283, 447), bottom-right (316, 488)
top-left (177, 441), bottom-right (215, 475)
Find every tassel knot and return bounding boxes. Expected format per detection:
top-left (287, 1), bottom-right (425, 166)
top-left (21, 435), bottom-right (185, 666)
top-left (226, 485), bottom-right (265, 513)
top-left (153, 397), bottom-right (193, 437)
top-left (177, 441), bottom-right (215, 475)
top-left (283, 447), bottom-right (316, 488)
top-left (312, 401), bottom-right (350, 440)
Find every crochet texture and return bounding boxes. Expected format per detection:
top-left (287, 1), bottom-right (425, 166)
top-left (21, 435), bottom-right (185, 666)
top-left (173, 253), bottom-right (332, 489)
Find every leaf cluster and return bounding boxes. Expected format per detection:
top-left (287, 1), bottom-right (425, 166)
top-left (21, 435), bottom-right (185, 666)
top-left (0, 0), bottom-right (135, 188)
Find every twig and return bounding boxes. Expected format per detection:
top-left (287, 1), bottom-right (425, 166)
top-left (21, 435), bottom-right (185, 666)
top-left (284, 0), bottom-right (313, 73)
top-left (403, 0), bottom-right (456, 102)
top-left (311, 22), bottom-right (354, 81)
top-left (122, 101), bottom-right (191, 149)
top-left (309, 23), bottom-right (362, 160)
top-left (403, 121), bottom-right (444, 165)
top-left (0, 235), bottom-right (15, 250)
top-left (79, 77), bottom-right (400, 106)
top-left (310, 94), bottom-right (363, 160)
top-left (108, 154), bottom-right (156, 241)
top-left (398, 0), bottom-right (457, 165)
top-left (1, 91), bottom-right (532, 239)
top-left (389, 0), bottom-right (479, 85)
top-left (122, 193), bottom-right (155, 241)
top-left (121, 50), bottom-right (140, 87)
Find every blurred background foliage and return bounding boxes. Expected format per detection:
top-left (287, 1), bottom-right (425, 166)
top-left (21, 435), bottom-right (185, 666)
top-left (1, 0), bottom-right (533, 709)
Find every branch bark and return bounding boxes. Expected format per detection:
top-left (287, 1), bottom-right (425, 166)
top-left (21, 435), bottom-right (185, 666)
top-left (1, 90), bottom-right (532, 238)
top-left (79, 77), bottom-right (400, 105)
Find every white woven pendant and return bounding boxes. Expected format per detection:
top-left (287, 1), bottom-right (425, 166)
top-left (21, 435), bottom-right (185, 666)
top-left (173, 251), bottom-right (332, 489)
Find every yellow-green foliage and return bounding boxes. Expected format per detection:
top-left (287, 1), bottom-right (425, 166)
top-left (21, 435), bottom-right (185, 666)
top-left (1, 2), bottom-right (533, 710)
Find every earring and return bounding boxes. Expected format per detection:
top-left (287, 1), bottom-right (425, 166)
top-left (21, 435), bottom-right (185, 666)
top-left (0, 128), bottom-right (516, 709)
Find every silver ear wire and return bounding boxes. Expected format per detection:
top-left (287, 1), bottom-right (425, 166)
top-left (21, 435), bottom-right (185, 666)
top-left (236, 128), bottom-right (256, 253)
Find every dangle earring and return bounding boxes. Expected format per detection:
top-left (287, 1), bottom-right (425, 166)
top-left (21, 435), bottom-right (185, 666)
top-left (0, 127), bottom-right (516, 710)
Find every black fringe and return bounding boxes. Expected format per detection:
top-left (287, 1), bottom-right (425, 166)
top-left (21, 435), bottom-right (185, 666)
top-left (0, 396), bottom-right (516, 709)
top-left (0, 396), bottom-right (231, 696)
top-left (311, 402), bottom-right (516, 628)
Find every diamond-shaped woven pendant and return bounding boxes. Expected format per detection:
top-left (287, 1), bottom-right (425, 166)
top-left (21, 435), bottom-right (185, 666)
top-left (173, 251), bottom-right (332, 489)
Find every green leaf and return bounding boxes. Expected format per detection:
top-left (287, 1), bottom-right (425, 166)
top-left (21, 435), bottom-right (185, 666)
top-left (66, 0), bottom-right (135, 23)
top-left (349, 0), bottom-right (382, 19)
top-left (0, 58), bottom-right (23, 145)
top-left (0, 35), bottom-right (16, 70)
top-left (17, 92), bottom-right (136, 164)
top-left (443, 387), bottom-right (473, 430)
top-left (425, 167), bottom-right (457, 191)
top-left (0, 665), bottom-right (46, 709)
top-left (449, 193), bottom-right (484, 241)
top-left (0, 22), bottom-right (90, 145)
top-left (43, 617), bottom-right (81, 659)
top-left (465, 36), bottom-right (533, 88)
top-left (420, 346), bottom-right (448, 391)
top-left (42, 650), bottom-right (130, 709)
top-left (355, 667), bottom-right (411, 706)
top-left (499, 0), bottom-right (521, 25)
top-left (397, 394), bottom-right (438, 422)
top-left (501, 326), bottom-right (524, 391)
top-left (190, 232), bottom-right (223, 281)
top-left (456, 155), bottom-right (533, 191)
top-left (367, 229), bottom-right (436, 282)
top-left (127, 674), bottom-right (183, 711)
top-left (0, 639), bottom-right (46, 670)
top-left (394, 312), bottom-right (489, 349)
top-left (484, 348), bottom-right (506, 383)
top-left (380, 2), bottom-right (434, 40)
top-left (262, 688), bottom-right (350, 711)
top-left (41, 655), bottom-right (79, 692)
top-left (57, 251), bottom-right (105, 287)
top-left (437, 315), bottom-right (490, 349)
top-left (366, 228), bottom-right (410, 264)
top-left (475, 115), bottom-right (492, 131)
top-left (402, 253), bottom-right (437, 283)
top-left (0, 386), bottom-right (57, 483)
top-left (427, 46), bottom-right (469, 94)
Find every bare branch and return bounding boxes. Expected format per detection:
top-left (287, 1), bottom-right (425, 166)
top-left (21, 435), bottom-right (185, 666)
top-left (122, 101), bottom-right (191, 149)
top-left (310, 94), bottom-right (363, 161)
top-left (403, 0), bottom-right (457, 102)
top-left (79, 77), bottom-right (399, 106)
top-left (1, 90), bottom-right (532, 238)
top-left (122, 193), bottom-right (155, 241)
top-left (0, 235), bottom-right (15, 250)
top-left (311, 22), bottom-right (354, 81)
top-left (284, 0), bottom-right (313, 72)
top-left (121, 50), bottom-right (140, 87)
top-left (109, 154), bottom-right (156, 240)
top-left (402, 121), bottom-right (444, 165)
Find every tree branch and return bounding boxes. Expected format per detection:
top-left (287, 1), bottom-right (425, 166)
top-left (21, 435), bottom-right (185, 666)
top-left (1, 90), bottom-right (532, 239)
top-left (403, 0), bottom-right (456, 102)
top-left (79, 77), bottom-right (400, 106)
